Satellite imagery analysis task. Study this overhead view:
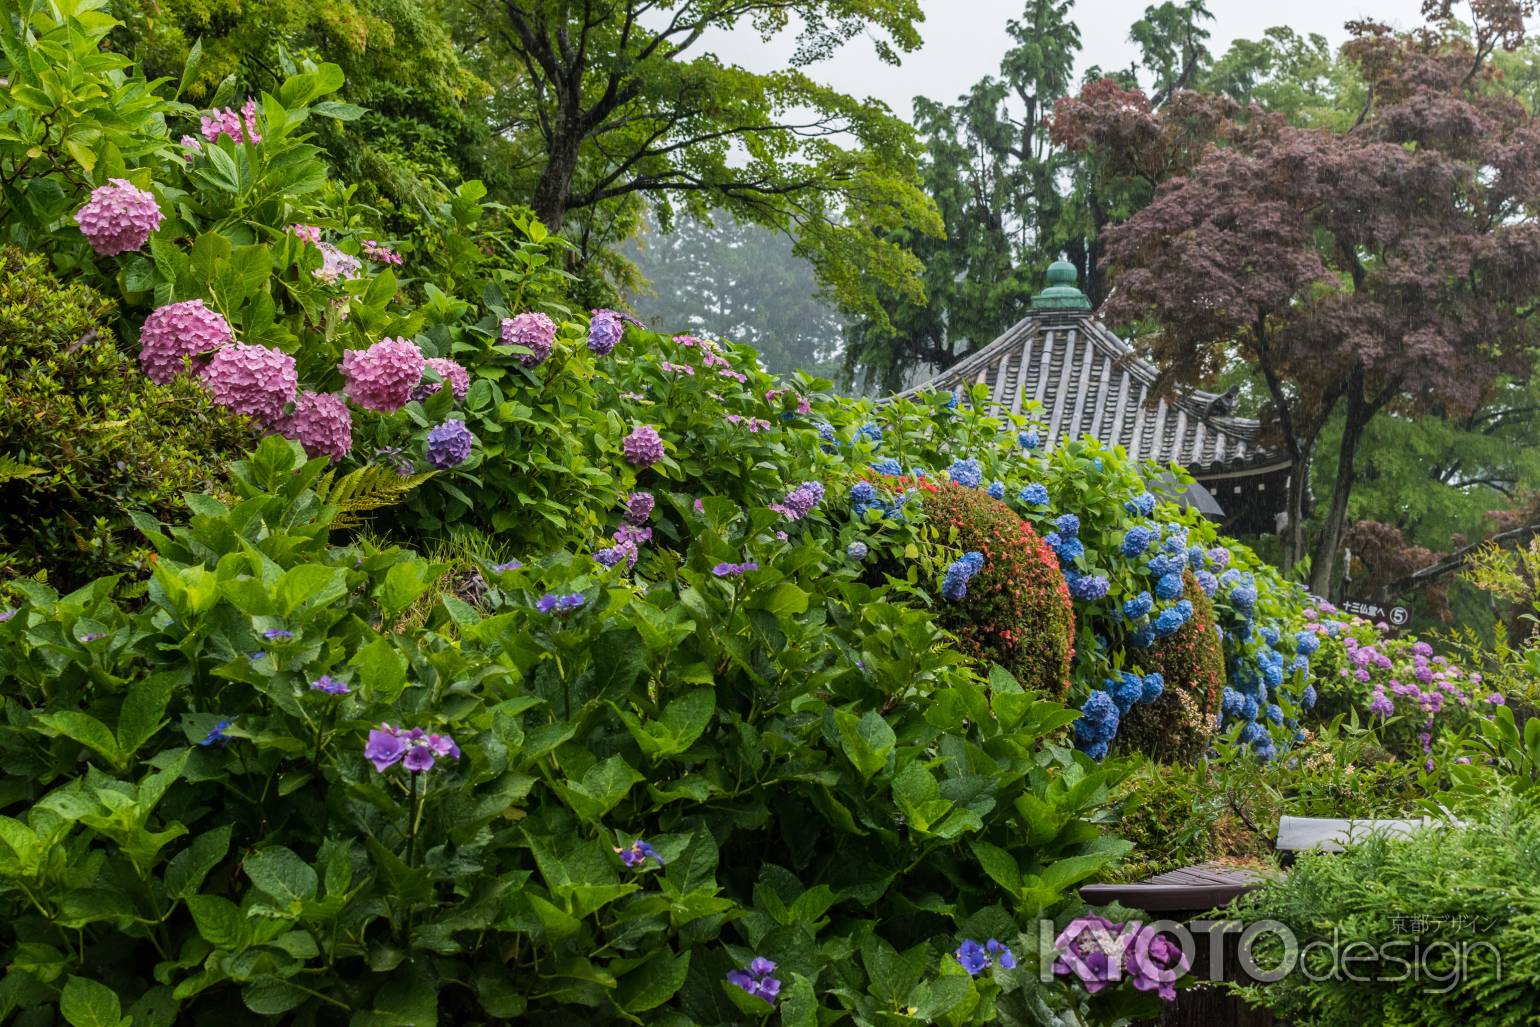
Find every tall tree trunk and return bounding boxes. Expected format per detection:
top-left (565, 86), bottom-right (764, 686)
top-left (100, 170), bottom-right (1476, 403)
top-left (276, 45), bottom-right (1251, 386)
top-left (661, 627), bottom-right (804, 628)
top-left (532, 105), bottom-right (583, 231)
top-left (1280, 448), bottom-right (1311, 572)
top-left (1308, 375), bottom-right (1371, 599)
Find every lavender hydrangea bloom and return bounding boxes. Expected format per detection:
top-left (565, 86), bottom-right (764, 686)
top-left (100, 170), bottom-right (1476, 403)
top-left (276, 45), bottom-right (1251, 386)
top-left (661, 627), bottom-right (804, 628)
top-left (712, 561), bottom-right (759, 577)
top-left (364, 727), bottom-right (405, 770)
top-left (75, 178), bottom-right (162, 255)
top-left (588, 309), bottom-right (625, 355)
top-left (201, 343), bottom-right (298, 424)
top-left (772, 481), bottom-right (824, 520)
top-left (313, 241), bottom-right (362, 284)
top-left (493, 559), bottom-right (523, 573)
top-left (595, 541), bottom-right (638, 569)
top-left (948, 458), bottom-right (983, 489)
top-left (280, 391), bottom-right (353, 462)
top-left (726, 958), bottom-right (781, 1005)
top-left (311, 675), bottom-right (350, 695)
top-left (413, 357), bottom-right (471, 402)
top-left (365, 724), bottom-right (460, 773)
top-left (536, 593), bottom-right (587, 614)
top-left (942, 551), bottom-right (985, 601)
top-left (426, 419), bottom-right (475, 469)
top-left (622, 424), bottom-right (665, 467)
top-left (847, 541), bottom-right (868, 561)
top-left (624, 491), bottom-right (655, 524)
top-left (138, 299), bottom-right (232, 383)
top-left (263, 628), bottom-right (294, 641)
top-left (340, 338), bottom-right (426, 413)
top-left (501, 312), bottom-right (557, 367)
top-left (955, 939), bottom-right (991, 976)
top-left (616, 839), bottom-right (663, 867)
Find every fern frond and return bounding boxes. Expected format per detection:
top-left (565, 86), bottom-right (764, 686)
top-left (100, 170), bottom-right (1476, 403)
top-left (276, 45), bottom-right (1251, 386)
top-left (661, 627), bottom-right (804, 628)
top-left (0, 454), bottom-right (45, 483)
top-left (316, 465), bottom-right (436, 531)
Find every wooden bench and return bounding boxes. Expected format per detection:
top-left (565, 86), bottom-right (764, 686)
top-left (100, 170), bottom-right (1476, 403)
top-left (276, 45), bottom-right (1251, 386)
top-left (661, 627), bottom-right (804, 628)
top-left (1080, 815), bottom-right (1447, 912)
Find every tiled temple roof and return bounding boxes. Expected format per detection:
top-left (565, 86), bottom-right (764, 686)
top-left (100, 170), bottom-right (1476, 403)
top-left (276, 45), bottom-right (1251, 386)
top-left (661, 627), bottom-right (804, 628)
top-left (896, 263), bottom-right (1289, 480)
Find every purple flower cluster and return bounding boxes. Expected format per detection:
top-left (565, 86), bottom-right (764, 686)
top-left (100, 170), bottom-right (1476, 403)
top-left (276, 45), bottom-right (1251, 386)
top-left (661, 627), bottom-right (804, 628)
top-left (202, 343), bottom-right (298, 424)
top-left (712, 561), bottom-right (758, 577)
top-left (1074, 690), bottom-right (1120, 760)
top-left (201, 100), bottom-right (262, 144)
top-left (138, 299), bottom-right (232, 384)
top-left (588, 309), bottom-right (626, 355)
top-left (313, 241), bottom-right (362, 284)
top-left (362, 239), bottom-right (403, 265)
top-left (341, 338), bottom-right (427, 412)
top-left (624, 491), bottom-right (654, 525)
top-left (616, 839), bottom-right (663, 867)
top-left (726, 957), bottom-right (781, 1006)
top-left (413, 357), bottom-right (470, 402)
top-left (364, 724), bottom-right (460, 773)
top-left (425, 419), bottom-right (475, 469)
top-left (955, 938), bottom-right (1017, 975)
top-left (310, 675), bottom-right (350, 695)
top-left (622, 424), bottom-right (665, 468)
top-left (75, 179), bottom-right (162, 256)
top-left (1052, 916), bottom-right (1189, 1002)
top-left (501, 312), bottom-right (557, 367)
top-left (771, 481), bottom-right (824, 521)
top-left (537, 593), bottom-right (587, 615)
top-left (280, 391), bottom-right (353, 462)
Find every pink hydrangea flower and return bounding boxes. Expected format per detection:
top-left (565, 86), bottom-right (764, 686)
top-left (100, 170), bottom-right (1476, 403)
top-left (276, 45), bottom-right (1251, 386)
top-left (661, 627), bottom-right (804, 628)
top-left (138, 299), bottom-right (232, 384)
top-left (75, 179), bottom-right (162, 256)
top-left (280, 391), bottom-right (352, 462)
top-left (289, 224), bottom-right (322, 246)
top-left (362, 240), bottom-right (403, 265)
top-left (201, 343), bottom-right (297, 424)
top-left (501, 312), bottom-right (557, 367)
top-left (340, 337), bottom-right (426, 413)
top-left (622, 424), bottom-right (664, 467)
top-left (200, 99), bottom-right (262, 145)
top-left (413, 357), bottom-right (471, 402)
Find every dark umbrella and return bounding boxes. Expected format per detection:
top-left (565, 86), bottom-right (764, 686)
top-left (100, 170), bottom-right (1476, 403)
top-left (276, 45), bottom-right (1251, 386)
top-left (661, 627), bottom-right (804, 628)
top-left (1150, 472), bottom-right (1225, 519)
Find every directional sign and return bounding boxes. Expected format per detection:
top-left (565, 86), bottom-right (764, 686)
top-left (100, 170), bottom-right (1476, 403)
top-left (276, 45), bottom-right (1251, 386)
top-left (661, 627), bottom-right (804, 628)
top-left (1341, 598), bottom-right (1411, 628)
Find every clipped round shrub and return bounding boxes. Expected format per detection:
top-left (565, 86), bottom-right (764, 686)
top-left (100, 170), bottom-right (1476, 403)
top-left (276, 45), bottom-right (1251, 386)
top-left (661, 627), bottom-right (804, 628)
top-left (919, 480), bottom-right (1075, 695)
top-left (1119, 570), bottom-right (1225, 762)
top-left (0, 247), bottom-right (246, 584)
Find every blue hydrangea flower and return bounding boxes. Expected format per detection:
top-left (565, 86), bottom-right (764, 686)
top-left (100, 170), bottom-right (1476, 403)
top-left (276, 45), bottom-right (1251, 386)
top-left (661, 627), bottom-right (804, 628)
top-left (1147, 554), bottom-right (1184, 578)
top-left (1195, 570), bottom-right (1218, 596)
top-left (1153, 606), bottom-right (1187, 637)
top-left (847, 541), bottom-right (868, 561)
top-left (200, 719), bottom-right (234, 747)
top-left (1123, 592), bottom-right (1153, 621)
top-left (1296, 631), bottom-right (1320, 656)
top-left (1301, 684), bottom-right (1318, 711)
top-left (948, 458), bottom-right (983, 489)
top-left (942, 551), bottom-right (985, 601)
top-left (1018, 429), bottom-right (1040, 450)
top-left (955, 939), bottom-right (990, 976)
top-left (1055, 513), bottom-right (1080, 538)
top-left (1155, 573), bottom-right (1184, 600)
top-left (858, 422), bottom-right (884, 444)
top-left (870, 458), bottom-right (902, 476)
top-left (987, 481), bottom-right (1005, 500)
top-left (1221, 687), bottom-right (1246, 718)
top-left (851, 481), bottom-right (877, 505)
top-left (817, 423), bottom-right (839, 452)
top-left (1019, 483), bottom-right (1049, 506)
top-left (1141, 672), bottom-right (1165, 704)
top-left (1124, 492), bottom-right (1157, 517)
top-left (1111, 672), bottom-right (1145, 712)
top-left (1265, 703), bottom-right (1284, 725)
top-left (1231, 584), bottom-right (1258, 613)
top-left (1068, 573), bottom-right (1109, 601)
top-left (425, 419), bottom-right (475, 469)
top-left (537, 593), bottom-right (586, 614)
top-left (1130, 625), bottom-right (1157, 648)
top-left (1121, 526), bottom-right (1155, 557)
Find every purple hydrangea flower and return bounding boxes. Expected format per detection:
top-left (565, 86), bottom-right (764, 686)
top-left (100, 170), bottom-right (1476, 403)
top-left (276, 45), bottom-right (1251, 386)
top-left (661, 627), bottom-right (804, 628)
top-left (201, 343), bottom-right (298, 424)
top-left (138, 299), bottom-right (232, 384)
top-left (624, 491), bottom-right (655, 525)
top-left (616, 839), bottom-right (663, 867)
top-left (956, 938), bottom-right (990, 976)
top-left (413, 357), bottom-right (471, 402)
top-left (426, 419), bottom-right (475, 469)
top-left (537, 593), bottom-right (587, 614)
top-left (623, 424), bottom-right (665, 467)
top-left (311, 675), bottom-right (350, 695)
top-left (75, 178), bottom-right (162, 255)
top-left (365, 724), bottom-right (460, 774)
top-left (201, 99), bottom-right (262, 144)
top-left (501, 312), bottom-right (557, 367)
top-left (726, 957), bottom-right (781, 1006)
top-left (771, 481), bottom-right (824, 520)
top-left (1068, 574), bottom-right (1110, 601)
top-left (280, 391), bottom-right (353, 463)
top-left (595, 541), bottom-right (639, 569)
top-left (493, 559), bottom-right (523, 573)
top-left (340, 338), bottom-right (426, 413)
top-left (847, 541), bottom-right (869, 561)
top-left (588, 309), bottom-right (626, 355)
top-left (713, 561), bottom-right (759, 577)
top-left (942, 551), bottom-right (985, 601)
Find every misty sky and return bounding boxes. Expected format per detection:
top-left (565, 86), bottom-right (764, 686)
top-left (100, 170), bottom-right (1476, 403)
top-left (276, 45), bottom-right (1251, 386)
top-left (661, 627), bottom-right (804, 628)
top-left (697, 0), bottom-right (1431, 117)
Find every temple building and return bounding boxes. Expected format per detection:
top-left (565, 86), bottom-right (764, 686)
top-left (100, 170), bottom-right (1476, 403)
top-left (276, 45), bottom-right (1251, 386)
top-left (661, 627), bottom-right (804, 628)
top-left (898, 261), bottom-right (1291, 535)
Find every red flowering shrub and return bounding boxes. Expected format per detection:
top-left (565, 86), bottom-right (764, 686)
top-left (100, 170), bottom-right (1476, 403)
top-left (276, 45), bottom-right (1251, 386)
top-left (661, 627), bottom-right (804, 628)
top-left (1121, 571), bottom-right (1224, 762)
top-left (916, 480), bottom-right (1075, 696)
